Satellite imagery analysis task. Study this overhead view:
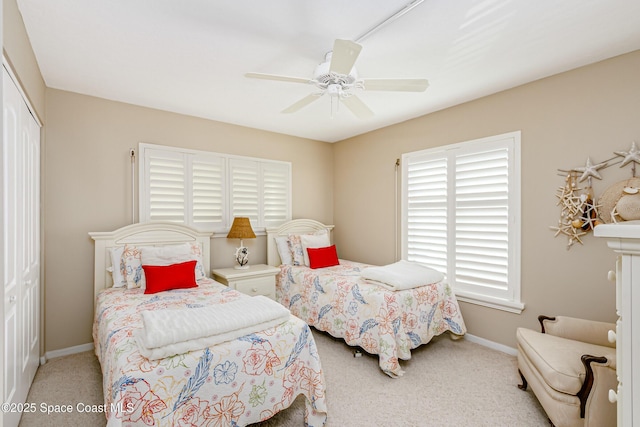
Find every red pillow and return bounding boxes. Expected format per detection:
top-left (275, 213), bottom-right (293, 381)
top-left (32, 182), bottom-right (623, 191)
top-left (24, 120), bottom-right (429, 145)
top-left (142, 260), bottom-right (198, 294)
top-left (307, 245), bottom-right (340, 269)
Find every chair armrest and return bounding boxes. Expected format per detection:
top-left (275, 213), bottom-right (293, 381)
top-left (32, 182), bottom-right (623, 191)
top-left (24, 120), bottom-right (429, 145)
top-left (538, 315), bottom-right (616, 348)
top-left (577, 355), bottom-right (616, 420)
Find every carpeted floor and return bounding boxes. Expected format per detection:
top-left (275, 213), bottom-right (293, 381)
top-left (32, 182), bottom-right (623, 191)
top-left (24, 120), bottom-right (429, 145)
top-left (19, 330), bottom-right (549, 426)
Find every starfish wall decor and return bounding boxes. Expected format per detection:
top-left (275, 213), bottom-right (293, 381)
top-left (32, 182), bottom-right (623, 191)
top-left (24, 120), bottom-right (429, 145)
top-left (551, 141), bottom-right (639, 249)
top-left (615, 141), bottom-right (640, 168)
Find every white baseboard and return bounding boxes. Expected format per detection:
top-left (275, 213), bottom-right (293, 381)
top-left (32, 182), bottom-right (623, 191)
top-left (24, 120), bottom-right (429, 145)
top-left (464, 333), bottom-right (517, 356)
top-left (42, 343), bottom-right (94, 364)
top-left (38, 335), bottom-right (515, 364)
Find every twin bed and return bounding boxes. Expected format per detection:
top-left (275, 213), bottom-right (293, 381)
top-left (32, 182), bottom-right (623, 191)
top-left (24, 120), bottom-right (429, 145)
top-left (90, 219), bottom-right (467, 426)
top-left (266, 219), bottom-right (467, 378)
top-left (90, 222), bottom-right (327, 427)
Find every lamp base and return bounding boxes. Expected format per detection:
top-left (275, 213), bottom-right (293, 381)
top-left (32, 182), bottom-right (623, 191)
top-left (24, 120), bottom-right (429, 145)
top-left (234, 245), bottom-right (250, 270)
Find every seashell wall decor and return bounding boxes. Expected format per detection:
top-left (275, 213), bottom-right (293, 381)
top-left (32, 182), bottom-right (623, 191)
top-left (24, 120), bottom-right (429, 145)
top-left (551, 141), bottom-right (640, 249)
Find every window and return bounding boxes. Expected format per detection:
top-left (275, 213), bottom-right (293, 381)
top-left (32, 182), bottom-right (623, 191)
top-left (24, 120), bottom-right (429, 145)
top-left (401, 131), bottom-right (522, 313)
top-left (139, 143), bottom-right (291, 233)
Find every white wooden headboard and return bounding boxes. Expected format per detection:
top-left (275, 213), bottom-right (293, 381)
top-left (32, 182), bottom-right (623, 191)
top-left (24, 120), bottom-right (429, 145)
top-left (266, 219), bottom-right (334, 267)
top-left (89, 221), bottom-right (212, 297)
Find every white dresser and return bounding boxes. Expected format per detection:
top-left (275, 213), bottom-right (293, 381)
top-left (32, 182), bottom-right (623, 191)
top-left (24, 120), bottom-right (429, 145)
top-left (594, 221), bottom-right (640, 427)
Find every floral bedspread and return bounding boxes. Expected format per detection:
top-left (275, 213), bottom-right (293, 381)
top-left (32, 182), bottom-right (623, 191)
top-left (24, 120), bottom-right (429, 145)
top-left (93, 279), bottom-right (327, 427)
top-left (276, 261), bottom-right (467, 377)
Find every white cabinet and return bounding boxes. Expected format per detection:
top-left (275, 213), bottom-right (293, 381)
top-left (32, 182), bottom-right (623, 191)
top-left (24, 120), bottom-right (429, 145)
top-left (2, 65), bottom-right (41, 427)
top-left (595, 221), bottom-right (640, 427)
top-left (212, 264), bottom-right (279, 300)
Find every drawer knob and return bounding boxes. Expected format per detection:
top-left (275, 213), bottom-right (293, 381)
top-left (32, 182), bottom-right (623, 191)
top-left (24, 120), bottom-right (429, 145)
top-left (608, 330), bottom-right (616, 343)
top-left (252, 288), bottom-right (258, 293)
top-left (607, 270), bottom-right (616, 282)
top-left (608, 389), bottom-right (617, 403)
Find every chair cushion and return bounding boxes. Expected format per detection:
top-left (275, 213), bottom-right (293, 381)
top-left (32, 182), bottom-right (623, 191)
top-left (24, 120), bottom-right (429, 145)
top-left (516, 327), bottom-right (613, 396)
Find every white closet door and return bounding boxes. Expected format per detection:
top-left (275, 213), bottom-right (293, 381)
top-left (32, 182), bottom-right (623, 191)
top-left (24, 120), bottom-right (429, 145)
top-left (2, 66), bottom-right (40, 427)
top-left (3, 65), bottom-right (21, 427)
top-left (21, 99), bottom-right (40, 389)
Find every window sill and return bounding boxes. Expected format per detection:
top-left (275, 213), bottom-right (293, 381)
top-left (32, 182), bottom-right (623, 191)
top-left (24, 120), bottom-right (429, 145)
top-left (454, 290), bottom-right (525, 314)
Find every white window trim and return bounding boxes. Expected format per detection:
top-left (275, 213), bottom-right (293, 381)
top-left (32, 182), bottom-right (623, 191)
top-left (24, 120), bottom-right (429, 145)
top-left (138, 143), bottom-right (292, 235)
top-left (401, 131), bottom-right (523, 314)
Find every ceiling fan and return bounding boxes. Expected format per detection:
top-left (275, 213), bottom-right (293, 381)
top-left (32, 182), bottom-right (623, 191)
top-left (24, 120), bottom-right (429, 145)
top-left (245, 39), bottom-right (429, 119)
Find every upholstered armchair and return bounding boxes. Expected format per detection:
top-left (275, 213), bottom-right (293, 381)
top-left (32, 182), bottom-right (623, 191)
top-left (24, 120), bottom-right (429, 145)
top-left (516, 315), bottom-right (617, 427)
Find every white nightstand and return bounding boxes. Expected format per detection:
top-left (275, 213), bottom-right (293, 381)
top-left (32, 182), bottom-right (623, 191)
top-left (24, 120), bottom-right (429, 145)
top-left (211, 264), bottom-right (280, 300)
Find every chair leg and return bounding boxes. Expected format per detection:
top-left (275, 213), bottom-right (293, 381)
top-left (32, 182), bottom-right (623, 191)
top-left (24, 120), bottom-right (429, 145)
top-left (517, 369), bottom-right (528, 391)
top-left (517, 370), bottom-right (555, 426)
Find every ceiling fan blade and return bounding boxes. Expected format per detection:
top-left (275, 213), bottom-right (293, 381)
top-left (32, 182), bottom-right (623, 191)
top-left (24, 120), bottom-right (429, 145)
top-left (362, 78), bottom-right (429, 92)
top-left (245, 72), bottom-right (311, 84)
top-left (329, 39), bottom-right (362, 75)
top-left (282, 93), bottom-right (323, 114)
top-left (341, 95), bottom-right (374, 119)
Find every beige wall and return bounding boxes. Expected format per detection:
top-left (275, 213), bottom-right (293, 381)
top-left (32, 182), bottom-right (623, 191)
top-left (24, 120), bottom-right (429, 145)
top-left (334, 50), bottom-right (640, 348)
top-left (43, 89), bottom-right (333, 351)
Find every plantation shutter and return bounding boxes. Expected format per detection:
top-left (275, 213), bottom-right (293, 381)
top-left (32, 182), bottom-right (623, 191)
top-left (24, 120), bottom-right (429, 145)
top-left (402, 132), bottom-right (521, 312)
top-left (229, 159), bottom-right (260, 224)
top-left (140, 143), bottom-right (291, 232)
top-left (192, 155), bottom-right (225, 229)
top-left (262, 162), bottom-right (291, 227)
top-left (405, 156), bottom-right (448, 273)
top-left (454, 146), bottom-right (510, 299)
top-left (144, 149), bottom-right (186, 223)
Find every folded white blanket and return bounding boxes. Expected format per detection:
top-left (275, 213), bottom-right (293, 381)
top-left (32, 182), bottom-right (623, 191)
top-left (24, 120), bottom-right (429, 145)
top-left (134, 295), bottom-right (291, 360)
top-left (361, 260), bottom-right (444, 291)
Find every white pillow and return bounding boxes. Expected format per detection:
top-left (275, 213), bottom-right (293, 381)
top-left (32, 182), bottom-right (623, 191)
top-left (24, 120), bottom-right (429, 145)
top-left (141, 243), bottom-right (192, 265)
top-left (142, 243), bottom-right (206, 279)
top-left (275, 236), bottom-right (293, 265)
top-left (123, 243), bottom-right (206, 289)
top-left (301, 231), bottom-right (330, 267)
top-left (108, 246), bottom-right (127, 288)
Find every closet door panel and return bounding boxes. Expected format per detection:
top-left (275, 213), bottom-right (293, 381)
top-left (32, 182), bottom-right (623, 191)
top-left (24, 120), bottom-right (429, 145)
top-left (19, 109), bottom-right (29, 373)
top-left (2, 66), bottom-right (41, 427)
top-left (3, 67), bottom-right (20, 409)
top-left (23, 106), bottom-right (39, 379)
top-left (2, 66), bottom-right (22, 427)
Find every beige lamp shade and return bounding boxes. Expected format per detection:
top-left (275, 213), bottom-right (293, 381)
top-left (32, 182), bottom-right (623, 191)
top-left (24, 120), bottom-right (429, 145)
top-left (227, 217), bottom-right (256, 239)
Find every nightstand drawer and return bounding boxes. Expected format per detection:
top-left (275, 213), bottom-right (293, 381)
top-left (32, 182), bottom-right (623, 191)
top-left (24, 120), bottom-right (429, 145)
top-left (211, 264), bottom-right (279, 300)
top-left (233, 277), bottom-right (275, 298)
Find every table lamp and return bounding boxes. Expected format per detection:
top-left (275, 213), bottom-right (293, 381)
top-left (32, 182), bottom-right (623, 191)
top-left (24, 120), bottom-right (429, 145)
top-left (226, 217), bottom-right (256, 269)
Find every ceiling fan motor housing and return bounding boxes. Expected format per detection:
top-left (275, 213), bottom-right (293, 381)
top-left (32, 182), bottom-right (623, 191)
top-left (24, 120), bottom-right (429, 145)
top-left (313, 59), bottom-right (358, 87)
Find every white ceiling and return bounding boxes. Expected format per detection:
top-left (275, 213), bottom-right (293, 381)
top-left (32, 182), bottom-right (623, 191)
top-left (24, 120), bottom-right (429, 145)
top-left (16, 0), bottom-right (640, 143)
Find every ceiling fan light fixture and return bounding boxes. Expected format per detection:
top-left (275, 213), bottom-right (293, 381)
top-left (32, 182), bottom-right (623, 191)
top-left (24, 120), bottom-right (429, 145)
top-left (327, 84), bottom-right (343, 97)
